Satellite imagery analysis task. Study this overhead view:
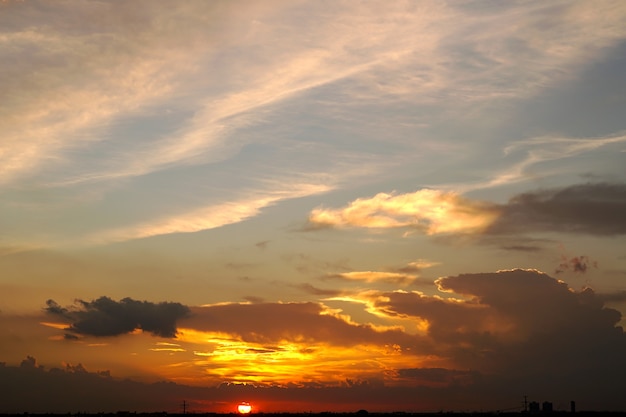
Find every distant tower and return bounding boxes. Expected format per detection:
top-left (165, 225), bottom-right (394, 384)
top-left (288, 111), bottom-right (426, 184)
top-left (571, 401), bottom-right (576, 413)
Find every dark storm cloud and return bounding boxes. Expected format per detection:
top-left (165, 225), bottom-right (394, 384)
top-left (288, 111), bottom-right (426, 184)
top-left (373, 269), bottom-right (626, 379)
top-left (45, 296), bottom-right (190, 338)
top-left (598, 290), bottom-right (626, 303)
top-left (487, 182), bottom-right (626, 235)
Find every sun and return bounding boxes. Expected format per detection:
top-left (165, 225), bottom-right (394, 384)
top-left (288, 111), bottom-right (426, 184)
top-left (237, 402), bottom-right (252, 414)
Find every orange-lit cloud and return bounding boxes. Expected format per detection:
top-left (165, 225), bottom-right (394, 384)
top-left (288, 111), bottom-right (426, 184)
top-left (16, 266), bottom-right (626, 412)
top-left (326, 271), bottom-right (416, 285)
top-left (182, 302), bottom-right (419, 350)
top-left (323, 259), bottom-right (439, 286)
top-left (308, 189), bottom-right (500, 235)
top-left (182, 328), bottom-right (412, 386)
top-left (309, 183), bottom-right (626, 241)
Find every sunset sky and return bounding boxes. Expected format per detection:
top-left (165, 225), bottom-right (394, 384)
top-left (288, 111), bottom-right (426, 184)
top-left (1, 0), bottom-right (626, 413)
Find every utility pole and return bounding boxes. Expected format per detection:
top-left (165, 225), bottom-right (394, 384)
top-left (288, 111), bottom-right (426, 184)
top-left (182, 400), bottom-right (187, 415)
top-left (523, 395), bottom-right (528, 413)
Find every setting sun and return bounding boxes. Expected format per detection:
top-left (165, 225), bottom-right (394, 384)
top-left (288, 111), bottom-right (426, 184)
top-left (237, 402), bottom-right (252, 414)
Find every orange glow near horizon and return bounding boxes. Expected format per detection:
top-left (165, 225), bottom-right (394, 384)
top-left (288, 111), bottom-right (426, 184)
top-left (168, 328), bottom-right (438, 386)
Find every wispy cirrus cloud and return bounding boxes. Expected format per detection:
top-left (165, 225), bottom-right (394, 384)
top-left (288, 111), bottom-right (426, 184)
top-left (86, 182), bottom-right (332, 245)
top-left (472, 132), bottom-right (626, 191)
top-left (4, 1), bottom-right (626, 187)
top-left (0, 1), bottom-right (201, 185)
top-left (2, 1), bottom-right (626, 248)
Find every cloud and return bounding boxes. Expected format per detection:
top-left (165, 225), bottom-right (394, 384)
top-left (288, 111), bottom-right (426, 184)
top-left (308, 189), bottom-right (500, 235)
top-left (499, 244), bottom-right (543, 252)
top-left (320, 260), bottom-right (438, 287)
top-left (3, 1), bottom-right (626, 249)
top-left (19, 355), bottom-right (39, 369)
top-left (0, 358), bottom-right (536, 413)
top-left (86, 183), bottom-right (331, 244)
top-left (555, 255), bottom-right (598, 274)
top-left (0, 1), bottom-right (192, 185)
top-left (12, 268), bottom-right (626, 412)
top-left (8, 0), bottom-right (621, 181)
top-left (177, 302), bottom-right (433, 389)
top-left (294, 283), bottom-right (344, 297)
top-left (325, 271), bottom-right (416, 286)
top-left (0, 357), bottom-right (188, 413)
top-left (183, 302), bottom-right (416, 348)
top-left (308, 182), bottom-right (626, 239)
top-left (394, 260), bottom-right (440, 274)
top-left (466, 132), bottom-right (626, 191)
top-left (599, 290), bottom-right (626, 303)
top-left (45, 297), bottom-right (190, 338)
top-left (370, 269), bottom-right (626, 378)
top-left (488, 182), bottom-right (626, 236)
top-left (395, 367), bottom-right (478, 388)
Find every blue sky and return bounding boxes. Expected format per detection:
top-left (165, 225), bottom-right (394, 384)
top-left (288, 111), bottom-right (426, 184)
top-left (1, 0), bottom-right (626, 413)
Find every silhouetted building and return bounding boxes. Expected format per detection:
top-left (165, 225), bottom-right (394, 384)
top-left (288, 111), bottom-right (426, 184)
top-left (542, 401), bottom-right (553, 413)
top-left (529, 401), bottom-right (540, 413)
top-left (571, 400), bottom-right (576, 413)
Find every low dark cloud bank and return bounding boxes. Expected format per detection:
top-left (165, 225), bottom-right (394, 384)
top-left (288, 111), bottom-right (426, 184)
top-left (0, 358), bottom-right (494, 413)
top-left (488, 182), bottom-right (626, 235)
top-left (45, 296), bottom-right (190, 338)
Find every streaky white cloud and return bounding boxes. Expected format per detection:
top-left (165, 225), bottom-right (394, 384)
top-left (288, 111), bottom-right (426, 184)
top-left (2, 0), bottom-right (626, 248)
top-left (86, 183), bottom-right (331, 244)
top-left (503, 131), bottom-right (626, 158)
top-left (446, 131), bottom-right (626, 193)
top-left (0, 1), bottom-right (207, 185)
top-left (3, 0), bottom-right (624, 189)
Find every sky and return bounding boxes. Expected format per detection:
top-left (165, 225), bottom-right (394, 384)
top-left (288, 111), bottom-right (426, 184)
top-left (1, 0), bottom-right (626, 413)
